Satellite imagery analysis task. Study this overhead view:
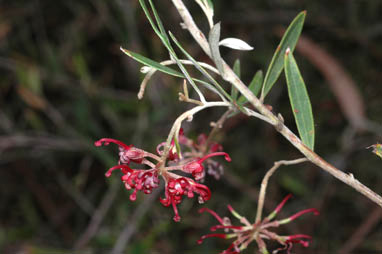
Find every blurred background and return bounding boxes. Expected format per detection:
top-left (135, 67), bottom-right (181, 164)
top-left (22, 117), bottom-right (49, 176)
top-left (1, 0), bottom-right (381, 253)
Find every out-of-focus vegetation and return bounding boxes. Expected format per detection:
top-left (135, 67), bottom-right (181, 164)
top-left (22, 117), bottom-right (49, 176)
top-left (1, 0), bottom-right (381, 253)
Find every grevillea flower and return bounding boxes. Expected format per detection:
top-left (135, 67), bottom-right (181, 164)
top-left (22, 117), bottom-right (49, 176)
top-left (179, 131), bottom-right (228, 180)
top-left (198, 194), bottom-right (319, 253)
top-left (95, 131), bottom-right (231, 222)
top-left (160, 176), bottom-right (211, 222)
top-left (183, 152), bottom-right (231, 181)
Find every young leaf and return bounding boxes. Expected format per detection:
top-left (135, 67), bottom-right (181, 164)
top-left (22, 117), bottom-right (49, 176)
top-left (238, 70), bottom-right (263, 104)
top-left (121, 47), bottom-right (183, 78)
top-left (169, 31), bottom-right (232, 101)
top-left (284, 48), bottom-right (315, 150)
top-left (219, 38), bottom-right (254, 51)
top-left (261, 11), bottom-right (306, 100)
top-left (231, 59), bottom-right (240, 101)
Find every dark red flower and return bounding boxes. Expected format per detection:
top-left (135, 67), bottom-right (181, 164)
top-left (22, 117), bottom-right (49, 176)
top-left (95, 132), bottom-right (231, 222)
top-left (183, 152), bottom-right (231, 180)
top-left (95, 138), bottom-right (145, 164)
top-left (160, 176), bottom-right (211, 222)
top-left (198, 195), bottom-right (319, 253)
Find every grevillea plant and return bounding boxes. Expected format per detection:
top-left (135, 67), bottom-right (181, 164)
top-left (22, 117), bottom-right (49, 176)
top-left (95, 130), bottom-right (231, 222)
top-left (95, 0), bottom-right (382, 253)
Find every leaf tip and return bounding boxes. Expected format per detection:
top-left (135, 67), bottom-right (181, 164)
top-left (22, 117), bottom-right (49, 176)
top-left (120, 47), bottom-right (129, 55)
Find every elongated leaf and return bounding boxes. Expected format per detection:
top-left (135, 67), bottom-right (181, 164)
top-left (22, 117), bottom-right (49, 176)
top-left (238, 70), bottom-right (263, 104)
top-left (261, 11), bottom-right (306, 100)
top-left (139, 0), bottom-right (205, 101)
top-left (121, 48), bottom-right (183, 77)
top-left (284, 49), bottom-right (315, 150)
top-left (148, 0), bottom-right (171, 45)
top-left (231, 59), bottom-right (240, 101)
top-left (168, 31), bottom-right (232, 101)
top-left (209, 22), bottom-right (224, 75)
top-left (121, 48), bottom-right (225, 100)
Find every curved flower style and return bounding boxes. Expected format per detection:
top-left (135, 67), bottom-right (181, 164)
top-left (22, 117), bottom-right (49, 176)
top-left (95, 131), bottom-right (231, 222)
top-left (198, 194), bottom-right (319, 254)
top-left (179, 131), bottom-right (228, 180)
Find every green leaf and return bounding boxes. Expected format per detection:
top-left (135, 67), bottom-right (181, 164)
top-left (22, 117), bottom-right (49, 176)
top-left (121, 48), bottom-right (224, 100)
top-left (120, 48), bottom-right (183, 78)
top-left (139, 0), bottom-right (205, 101)
top-left (238, 70), bottom-right (263, 104)
top-left (148, 0), bottom-right (171, 45)
top-left (231, 59), bottom-right (240, 101)
top-left (284, 49), bottom-right (315, 150)
top-left (261, 11), bottom-right (306, 100)
top-left (139, 0), bottom-right (171, 49)
top-left (168, 31), bottom-right (232, 101)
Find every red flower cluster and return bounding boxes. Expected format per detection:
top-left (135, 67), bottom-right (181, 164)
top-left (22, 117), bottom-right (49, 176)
top-left (95, 131), bottom-right (231, 222)
top-left (198, 194), bottom-right (319, 254)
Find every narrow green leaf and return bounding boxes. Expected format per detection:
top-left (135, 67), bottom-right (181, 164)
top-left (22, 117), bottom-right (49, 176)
top-left (284, 48), bottom-right (315, 150)
top-left (231, 59), bottom-right (240, 101)
top-left (138, 0), bottom-right (173, 51)
top-left (169, 31), bottom-right (232, 101)
top-left (238, 70), bottom-right (263, 104)
top-left (148, 0), bottom-right (171, 44)
top-left (121, 48), bottom-right (183, 77)
top-left (121, 48), bottom-right (224, 100)
top-left (261, 11), bottom-right (306, 100)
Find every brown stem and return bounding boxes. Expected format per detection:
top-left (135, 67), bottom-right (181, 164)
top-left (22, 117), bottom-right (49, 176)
top-left (255, 158), bottom-right (308, 223)
top-left (171, 0), bottom-right (382, 208)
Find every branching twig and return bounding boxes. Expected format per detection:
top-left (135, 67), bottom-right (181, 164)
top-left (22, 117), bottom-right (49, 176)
top-left (255, 158), bottom-right (308, 223)
top-left (170, 0), bottom-right (382, 208)
top-left (160, 101), bottom-right (232, 162)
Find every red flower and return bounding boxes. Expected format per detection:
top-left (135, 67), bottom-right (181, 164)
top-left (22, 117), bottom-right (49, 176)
top-left (160, 176), bottom-right (211, 222)
top-left (95, 131), bottom-right (231, 222)
top-left (183, 152), bottom-right (231, 181)
top-left (198, 195), bottom-right (319, 253)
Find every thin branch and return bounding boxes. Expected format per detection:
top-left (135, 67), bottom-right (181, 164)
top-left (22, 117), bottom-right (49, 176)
top-left (255, 158), bottom-right (308, 223)
top-left (170, 0), bottom-right (382, 208)
top-left (160, 101), bottom-right (232, 163)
